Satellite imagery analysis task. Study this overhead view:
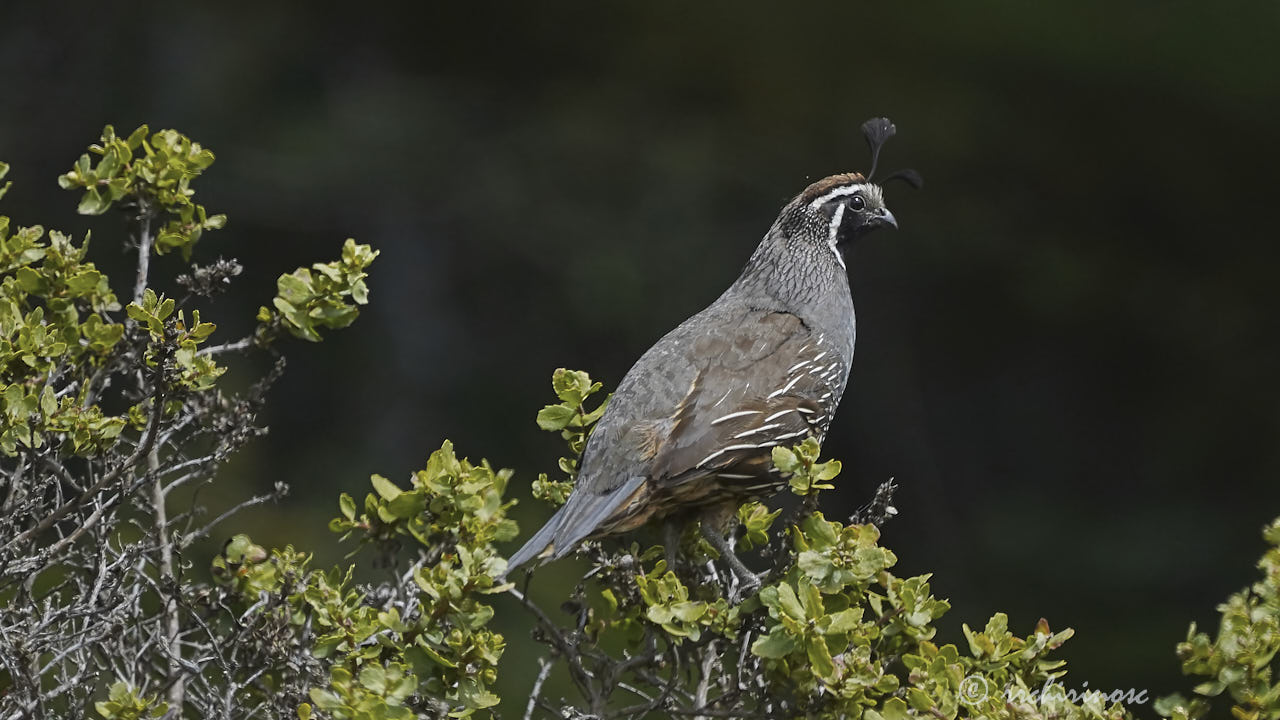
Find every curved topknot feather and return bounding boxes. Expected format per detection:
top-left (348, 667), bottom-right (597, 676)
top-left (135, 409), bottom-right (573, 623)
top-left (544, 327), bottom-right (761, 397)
top-left (860, 116), bottom-right (921, 189)
top-left (861, 117), bottom-right (897, 179)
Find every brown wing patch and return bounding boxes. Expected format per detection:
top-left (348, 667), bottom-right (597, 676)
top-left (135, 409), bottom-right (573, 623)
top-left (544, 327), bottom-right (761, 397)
top-left (647, 312), bottom-right (837, 491)
top-left (619, 420), bottom-right (666, 462)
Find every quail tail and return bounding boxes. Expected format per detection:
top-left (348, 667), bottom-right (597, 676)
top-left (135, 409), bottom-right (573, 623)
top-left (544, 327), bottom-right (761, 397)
top-left (504, 475), bottom-right (647, 576)
top-left (503, 508), bottom-right (564, 575)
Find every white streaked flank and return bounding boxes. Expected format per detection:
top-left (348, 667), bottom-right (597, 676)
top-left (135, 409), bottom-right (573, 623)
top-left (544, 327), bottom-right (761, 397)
top-left (711, 409), bottom-right (761, 425)
top-left (733, 422), bottom-right (782, 439)
top-left (764, 408), bottom-right (795, 422)
top-left (697, 442), bottom-right (772, 468)
top-left (773, 428), bottom-right (810, 441)
top-left (767, 374), bottom-right (803, 399)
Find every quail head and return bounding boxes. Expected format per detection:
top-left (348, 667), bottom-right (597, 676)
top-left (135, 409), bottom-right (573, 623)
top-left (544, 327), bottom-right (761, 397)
top-left (506, 118), bottom-right (918, 576)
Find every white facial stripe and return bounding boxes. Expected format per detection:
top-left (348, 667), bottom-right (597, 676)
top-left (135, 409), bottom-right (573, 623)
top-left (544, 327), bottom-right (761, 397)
top-left (807, 183), bottom-right (866, 209)
top-left (826, 202), bottom-right (847, 269)
top-left (808, 182), bottom-right (886, 211)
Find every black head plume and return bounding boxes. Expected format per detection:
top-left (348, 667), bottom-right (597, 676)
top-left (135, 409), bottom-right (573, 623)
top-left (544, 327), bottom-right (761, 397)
top-left (880, 168), bottom-right (923, 189)
top-left (861, 117), bottom-right (896, 179)
top-left (860, 116), bottom-right (922, 190)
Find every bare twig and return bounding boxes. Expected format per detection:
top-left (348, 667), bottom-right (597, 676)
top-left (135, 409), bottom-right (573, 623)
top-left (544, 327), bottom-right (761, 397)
top-left (522, 657), bottom-right (553, 720)
top-left (506, 586), bottom-right (598, 703)
top-left (180, 485), bottom-right (287, 546)
top-left (4, 389), bottom-right (166, 552)
top-left (150, 439), bottom-right (186, 714)
top-left (197, 335), bottom-right (254, 357)
top-left (667, 709), bottom-right (769, 718)
top-left (134, 205), bottom-right (154, 303)
top-left (693, 642), bottom-right (719, 720)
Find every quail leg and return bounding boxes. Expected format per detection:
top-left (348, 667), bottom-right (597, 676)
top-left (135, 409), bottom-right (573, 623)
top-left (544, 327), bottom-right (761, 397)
top-left (662, 519), bottom-right (681, 571)
top-left (699, 521), bottom-right (761, 592)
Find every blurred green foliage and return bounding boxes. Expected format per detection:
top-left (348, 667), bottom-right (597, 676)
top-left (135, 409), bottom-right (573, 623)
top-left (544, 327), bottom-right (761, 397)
top-left (57, 125), bottom-right (225, 257)
top-left (93, 681), bottom-right (168, 720)
top-left (1159, 518), bottom-right (1280, 720)
top-left (0, 212), bottom-right (127, 454)
top-left (220, 440), bottom-right (517, 717)
top-left (552, 416), bottom-right (1114, 718)
top-left (7, 122), bottom-right (1277, 719)
top-left (0, 126), bottom-right (376, 462)
top-left (5, 6), bottom-right (1280, 699)
top-left (261, 238), bottom-right (378, 342)
top-left (531, 368), bottom-right (608, 507)
top-left (0, 126), bottom-right (380, 718)
top-left (201, 363), bottom-right (1280, 718)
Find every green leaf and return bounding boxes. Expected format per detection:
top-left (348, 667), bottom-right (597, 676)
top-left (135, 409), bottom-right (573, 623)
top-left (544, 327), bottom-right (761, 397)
top-left (126, 125), bottom-right (149, 150)
top-left (386, 492), bottom-right (425, 519)
top-left (66, 269), bottom-right (104, 294)
top-left (771, 445), bottom-right (800, 474)
top-left (370, 474), bottom-right (401, 500)
top-left (751, 629), bottom-right (797, 658)
top-left (876, 697), bottom-right (911, 720)
top-left (798, 582), bottom-right (825, 618)
top-left (906, 688), bottom-right (935, 713)
top-left (358, 664), bottom-right (387, 694)
top-left (551, 368), bottom-right (594, 405)
top-left (413, 640), bottom-right (459, 669)
top-left (807, 635), bottom-right (836, 680)
top-left (671, 601), bottom-right (708, 623)
top-left (814, 459), bottom-right (842, 481)
top-left (536, 404), bottom-right (575, 431)
top-left (308, 688), bottom-right (343, 712)
top-left (825, 607), bottom-right (864, 635)
top-left (278, 272), bottom-right (315, 301)
top-left (339, 492), bottom-right (357, 521)
top-left (15, 266), bottom-right (45, 293)
top-left (776, 584), bottom-right (806, 621)
top-left (78, 187), bottom-right (109, 215)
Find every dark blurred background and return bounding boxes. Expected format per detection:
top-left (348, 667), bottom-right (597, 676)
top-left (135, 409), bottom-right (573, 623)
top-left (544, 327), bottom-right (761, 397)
top-left (3, 1), bottom-right (1278, 710)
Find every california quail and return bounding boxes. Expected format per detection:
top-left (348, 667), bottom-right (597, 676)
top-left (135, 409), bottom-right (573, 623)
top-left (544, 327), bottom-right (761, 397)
top-left (507, 119), bottom-right (917, 576)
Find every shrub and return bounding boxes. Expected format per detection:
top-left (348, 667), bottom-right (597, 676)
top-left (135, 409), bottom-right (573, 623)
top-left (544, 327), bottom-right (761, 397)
top-left (1, 127), bottom-right (1276, 720)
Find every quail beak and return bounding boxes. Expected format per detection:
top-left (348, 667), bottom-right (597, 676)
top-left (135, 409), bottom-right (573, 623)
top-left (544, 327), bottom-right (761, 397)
top-left (873, 207), bottom-right (898, 230)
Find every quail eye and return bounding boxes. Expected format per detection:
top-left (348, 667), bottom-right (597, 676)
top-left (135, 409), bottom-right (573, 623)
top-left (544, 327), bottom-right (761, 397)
top-left (848, 195), bottom-right (865, 211)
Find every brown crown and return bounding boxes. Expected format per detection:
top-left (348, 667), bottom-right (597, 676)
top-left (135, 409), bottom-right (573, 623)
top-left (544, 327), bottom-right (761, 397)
top-left (796, 173), bottom-right (867, 204)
